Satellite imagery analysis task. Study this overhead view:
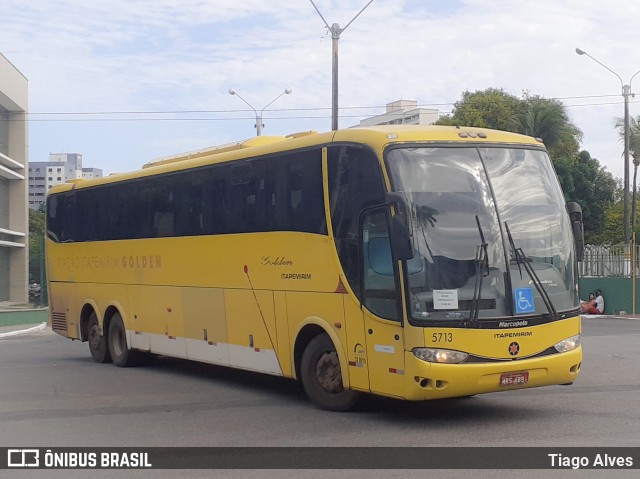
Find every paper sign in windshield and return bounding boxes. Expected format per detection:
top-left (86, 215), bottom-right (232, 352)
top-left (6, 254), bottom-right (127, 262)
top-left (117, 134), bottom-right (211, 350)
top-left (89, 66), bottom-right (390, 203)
top-left (433, 289), bottom-right (459, 310)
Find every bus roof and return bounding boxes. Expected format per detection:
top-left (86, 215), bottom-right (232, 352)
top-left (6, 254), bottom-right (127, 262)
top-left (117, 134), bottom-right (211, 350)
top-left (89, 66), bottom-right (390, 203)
top-left (47, 125), bottom-right (544, 195)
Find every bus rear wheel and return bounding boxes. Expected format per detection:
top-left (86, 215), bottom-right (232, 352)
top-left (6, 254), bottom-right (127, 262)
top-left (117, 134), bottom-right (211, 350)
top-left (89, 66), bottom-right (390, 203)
top-left (300, 333), bottom-right (359, 411)
top-left (88, 313), bottom-right (111, 363)
top-left (108, 313), bottom-right (137, 367)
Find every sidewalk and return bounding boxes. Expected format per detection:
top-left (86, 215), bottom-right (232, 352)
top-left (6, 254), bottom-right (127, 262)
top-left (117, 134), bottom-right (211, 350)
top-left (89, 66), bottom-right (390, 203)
top-left (581, 313), bottom-right (640, 320)
top-left (0, 306), bottom-right (48, 327)
top-left (0, 304), bottom-right (49, 337)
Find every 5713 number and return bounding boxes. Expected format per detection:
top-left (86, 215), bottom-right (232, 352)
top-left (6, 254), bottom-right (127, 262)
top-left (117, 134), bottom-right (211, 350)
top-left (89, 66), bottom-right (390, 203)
top-left (432, 332), bottom-right (453, 343)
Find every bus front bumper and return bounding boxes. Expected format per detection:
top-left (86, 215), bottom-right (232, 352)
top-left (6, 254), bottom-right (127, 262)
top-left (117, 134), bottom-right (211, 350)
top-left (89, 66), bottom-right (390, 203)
top-left (403, 346), bottom-right (582, 401)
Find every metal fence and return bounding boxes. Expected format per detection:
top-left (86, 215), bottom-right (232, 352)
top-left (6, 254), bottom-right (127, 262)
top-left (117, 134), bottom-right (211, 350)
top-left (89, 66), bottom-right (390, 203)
top-left (578, 244), bottom-right (640, 278)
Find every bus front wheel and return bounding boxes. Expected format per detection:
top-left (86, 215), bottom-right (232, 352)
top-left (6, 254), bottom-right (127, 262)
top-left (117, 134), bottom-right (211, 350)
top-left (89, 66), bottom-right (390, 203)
top-left (88, 313), bottom-right (111, 363)
top-left (300, 333), bottom-right (359, 411)
top-left (108, 313), bottom-right (137, 367)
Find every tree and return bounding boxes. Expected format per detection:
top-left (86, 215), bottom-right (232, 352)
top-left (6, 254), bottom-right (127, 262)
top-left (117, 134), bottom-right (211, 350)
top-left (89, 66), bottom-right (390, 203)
top-left (589, 201), bottom-right (624, 245)
top-left (518, 95), bottom-right (582, 159)
top-left (29, 207), bottom-right (45, 238)
top-left (614, 115), bottom-right (640, 231)
top-left (437, 88), bottom-right (523, 132)
top-left (561, 151), bottom-right (624, 244)
top-left (556, 151), bottom-right (619, 243)
top-left (437, 88), bottom-right (582, 156)
top-left (29, 208), bottom-right (45, 284)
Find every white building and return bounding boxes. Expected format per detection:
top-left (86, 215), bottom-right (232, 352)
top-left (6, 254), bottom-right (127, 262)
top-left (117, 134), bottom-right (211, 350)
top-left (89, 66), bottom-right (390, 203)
top-left (0, 53), bottom-right (28, 303)
top-left (358, 100), bottom-right (439, 127)
top-left (28, 153), bottom-right (102, 210)
top-left (82, 167), bottom-right (102, 180)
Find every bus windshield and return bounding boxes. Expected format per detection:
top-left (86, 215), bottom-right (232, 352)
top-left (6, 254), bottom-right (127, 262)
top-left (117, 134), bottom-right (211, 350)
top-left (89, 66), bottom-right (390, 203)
top-left (386, 146), bottom-right (579, 321)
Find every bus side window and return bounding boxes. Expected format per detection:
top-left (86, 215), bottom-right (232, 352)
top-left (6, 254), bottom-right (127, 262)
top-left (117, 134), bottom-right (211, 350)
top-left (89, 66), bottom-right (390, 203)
top-left (201, 165), bottom-right (228, 235)
top-left (228, 160), bottom-right (274, 233)
top-left (285, 150), bottom-right (325, 234)
top-left (270, 150), bottom-right (325, 234)
top-left (154, 212), bottom-right (174, 237)
top-left (46, 195), bottom-right (60, 242)
top-left (287, 161), bottom-right (307, 229)
top-left (328, 145), bottom-right (386, 299)
top-left (269, 158), bottom-right (289, 230)
top-left (253, 166), bottom-right (269, 232)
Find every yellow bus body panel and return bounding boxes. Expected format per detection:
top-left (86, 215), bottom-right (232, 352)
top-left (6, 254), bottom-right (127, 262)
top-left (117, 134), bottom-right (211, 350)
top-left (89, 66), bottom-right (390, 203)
top-left (47, 231), bottom-right (346, 378)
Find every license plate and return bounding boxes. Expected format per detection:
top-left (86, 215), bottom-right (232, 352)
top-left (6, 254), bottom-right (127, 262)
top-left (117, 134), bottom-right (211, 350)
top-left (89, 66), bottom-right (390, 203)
top-left (500, 371), bottom-right (529, 386)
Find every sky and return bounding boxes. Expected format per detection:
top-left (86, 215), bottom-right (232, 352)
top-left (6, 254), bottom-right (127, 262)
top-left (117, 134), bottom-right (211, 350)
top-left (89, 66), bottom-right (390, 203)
top-left (2, 0), bottom-right (640, 178)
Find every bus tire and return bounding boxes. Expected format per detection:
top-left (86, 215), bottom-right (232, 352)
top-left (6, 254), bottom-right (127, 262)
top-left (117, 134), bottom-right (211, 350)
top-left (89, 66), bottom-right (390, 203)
top-left (108, 313), bottom-right (137, 367)
top-left (300, 333), bottom-right (359, 411)
top-left (87, 312), bottom-right (111, 363)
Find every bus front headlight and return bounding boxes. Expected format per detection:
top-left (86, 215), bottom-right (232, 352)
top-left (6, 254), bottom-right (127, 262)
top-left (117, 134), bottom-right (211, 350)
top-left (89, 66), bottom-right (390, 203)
top-left (413, 348), bottom-right (468, 364)
top-left (553, 334), bottom-right (581, 353)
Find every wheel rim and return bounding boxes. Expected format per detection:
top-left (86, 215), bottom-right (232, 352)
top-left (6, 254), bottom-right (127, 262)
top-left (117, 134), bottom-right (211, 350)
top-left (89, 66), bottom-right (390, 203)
top-left (315, 351), bottom-right (343, 394)
top-left (88, 322), bottom-right (101, 351)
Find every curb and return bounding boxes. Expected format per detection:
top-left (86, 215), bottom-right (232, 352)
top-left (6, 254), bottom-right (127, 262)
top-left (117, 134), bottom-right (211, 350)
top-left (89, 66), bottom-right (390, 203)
top-left (0, 322), bottom-right (47, 339)
top-left (581, 314), bottom-right (640, 320)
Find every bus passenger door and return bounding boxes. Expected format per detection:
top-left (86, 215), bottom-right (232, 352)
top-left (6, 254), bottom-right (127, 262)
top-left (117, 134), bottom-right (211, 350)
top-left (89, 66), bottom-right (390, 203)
top-left (360, 207), bottom-right (406, 398)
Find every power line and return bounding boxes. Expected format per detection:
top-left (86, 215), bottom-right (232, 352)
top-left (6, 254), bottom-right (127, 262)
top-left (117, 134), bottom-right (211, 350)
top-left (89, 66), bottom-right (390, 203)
top-left (23, 93), bottom-right (625, 116)
top-left (26, 106), bottom-right (378, 115)
top-left (10, 115), bottom-right (368, 123)
top-left (5, 95), bottom-right (637, 124)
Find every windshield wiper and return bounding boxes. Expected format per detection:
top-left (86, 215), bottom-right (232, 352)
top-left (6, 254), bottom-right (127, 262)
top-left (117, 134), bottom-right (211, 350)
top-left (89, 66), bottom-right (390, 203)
top-left (504, 222), bottom-right (557, 320)
top-left (469, 216), bottom-right (489, 326)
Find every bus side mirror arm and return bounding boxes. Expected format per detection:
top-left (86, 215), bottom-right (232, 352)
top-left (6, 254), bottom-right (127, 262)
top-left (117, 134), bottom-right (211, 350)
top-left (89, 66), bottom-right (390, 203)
top-left (567, 202), bottom-right (584, 262)
top-left (390, 215), bottom-right (414, 261)
top-left (385, 193), bottom-right (414, 261)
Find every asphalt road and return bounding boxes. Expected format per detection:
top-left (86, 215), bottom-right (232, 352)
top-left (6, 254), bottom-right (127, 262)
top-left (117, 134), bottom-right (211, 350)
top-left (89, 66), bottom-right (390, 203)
top-left (1, 317), bottom-right (639, 479)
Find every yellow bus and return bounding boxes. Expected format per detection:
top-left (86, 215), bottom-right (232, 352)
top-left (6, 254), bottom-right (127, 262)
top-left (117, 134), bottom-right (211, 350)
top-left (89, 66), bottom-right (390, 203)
top-left (46, 125), bottom-right (584, 411)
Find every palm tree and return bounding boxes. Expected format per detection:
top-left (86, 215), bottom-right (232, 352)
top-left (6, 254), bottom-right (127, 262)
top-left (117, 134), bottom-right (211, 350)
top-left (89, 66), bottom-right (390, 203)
top-left (614, 116), bottom-right (640, 231)
top-left (519, 96), bottom-right (582, 159)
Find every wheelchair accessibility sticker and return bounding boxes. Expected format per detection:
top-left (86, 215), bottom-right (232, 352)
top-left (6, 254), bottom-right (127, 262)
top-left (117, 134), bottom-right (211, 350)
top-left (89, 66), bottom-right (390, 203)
top-left (514, 287), bottom-right (535, 314)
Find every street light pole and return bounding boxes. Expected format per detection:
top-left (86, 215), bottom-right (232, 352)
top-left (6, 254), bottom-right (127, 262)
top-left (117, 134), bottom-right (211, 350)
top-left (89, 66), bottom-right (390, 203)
top-left (576, 48), bottom-right (640, 245)
top-left (309, 0), bottom-right (374, 131)
top-left (228, 88), bottom-right (292, 136)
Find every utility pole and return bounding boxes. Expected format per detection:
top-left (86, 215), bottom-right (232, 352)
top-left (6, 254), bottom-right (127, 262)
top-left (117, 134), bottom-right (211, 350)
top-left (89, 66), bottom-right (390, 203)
top-left (309, 0), bottom-right (374, 131)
